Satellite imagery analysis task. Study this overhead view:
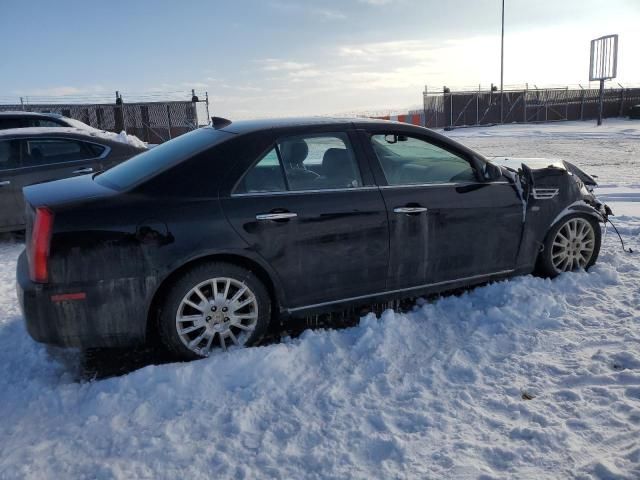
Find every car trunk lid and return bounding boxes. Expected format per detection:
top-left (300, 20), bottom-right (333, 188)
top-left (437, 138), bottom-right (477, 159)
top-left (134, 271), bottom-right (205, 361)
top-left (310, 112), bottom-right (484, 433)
top-left (22, 173), bottom-right (119, 209)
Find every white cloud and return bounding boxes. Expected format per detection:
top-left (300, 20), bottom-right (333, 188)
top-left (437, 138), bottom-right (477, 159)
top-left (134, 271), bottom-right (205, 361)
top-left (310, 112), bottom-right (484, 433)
top-left (269, 1), bottom-right (346, 21)
top-left (15, 85), bottom-right (110, 97)
top-left (258, 59), bottom-right (315, 72)
top-left (357, 0), bottom-right (397, 5)
top-left (313, 8), bottom-right (346, 21)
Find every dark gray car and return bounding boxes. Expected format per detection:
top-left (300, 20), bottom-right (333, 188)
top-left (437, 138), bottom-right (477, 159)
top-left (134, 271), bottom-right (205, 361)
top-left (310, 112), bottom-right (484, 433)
top-left (0, 127), bottom-right (146, 232)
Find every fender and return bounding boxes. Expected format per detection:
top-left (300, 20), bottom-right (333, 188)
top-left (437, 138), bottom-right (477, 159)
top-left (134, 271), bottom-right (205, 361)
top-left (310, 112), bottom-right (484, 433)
top-left (144, 247), bottom-right (289, 319)
top-left (548, 200), bottom-right (604, 230)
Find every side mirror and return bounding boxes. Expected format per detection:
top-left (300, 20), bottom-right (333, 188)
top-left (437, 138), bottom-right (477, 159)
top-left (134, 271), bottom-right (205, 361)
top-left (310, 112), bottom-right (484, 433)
top-left (519, 163), bottom-right (536, 199)
top-left (384, 134), bottom-right (408, 144)
top-left (483, 162), bottom-right (503, 182)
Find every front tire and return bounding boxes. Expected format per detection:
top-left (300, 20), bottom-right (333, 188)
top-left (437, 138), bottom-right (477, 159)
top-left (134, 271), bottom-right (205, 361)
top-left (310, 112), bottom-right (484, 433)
top-left (537, 213), bottom-right (601, 277)
top-left (158, 262), bottom-right (271, 360)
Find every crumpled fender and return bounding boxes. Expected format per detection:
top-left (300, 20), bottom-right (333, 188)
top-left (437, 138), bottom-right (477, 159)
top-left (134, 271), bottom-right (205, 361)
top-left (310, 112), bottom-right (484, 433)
top-left (549, 200), bottom-right (605, 229)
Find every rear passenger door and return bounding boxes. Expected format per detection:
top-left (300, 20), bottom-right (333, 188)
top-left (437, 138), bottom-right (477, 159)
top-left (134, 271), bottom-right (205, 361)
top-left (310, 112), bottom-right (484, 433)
top-left (0, 139), bottom-right (26, 230)
top-left (360, 129), bottom-right (523, 289)
top-left (11, 137), bottom-right (110, 217)
top-left (222, 130), bottom-right (389, 310)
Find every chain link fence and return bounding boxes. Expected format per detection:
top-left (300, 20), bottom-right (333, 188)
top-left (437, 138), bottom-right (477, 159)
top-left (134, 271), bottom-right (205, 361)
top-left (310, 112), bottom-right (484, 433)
top-left (0, 92), bottom-right (209, 143)
top-left (422, 86), bottom-right (640, 129)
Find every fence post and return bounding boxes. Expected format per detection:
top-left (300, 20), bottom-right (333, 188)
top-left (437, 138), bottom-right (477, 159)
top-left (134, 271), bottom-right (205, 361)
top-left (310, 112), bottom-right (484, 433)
top-left (618, 84), bottom-right (625, 117)
top-left (205, 91), bottom-right (210, 125)
top-left (114, 91), bottom-right (124, 132)
top-left (166, 104), bottom-right (173, 139)
top-left (545, 92), bottom-right (548, 122)
top-left (597, 79), bottom-right (605, 126)
top-left (523, 87), bottom-right (527, 123)
top-left (423, 85), bottom-right (427, 127)
top-left (140, 106), bottom-right (150, 142)
top-left (565, 87), bottom-right (569, 120)
top-left (579, 85), bottom-right (585, 121)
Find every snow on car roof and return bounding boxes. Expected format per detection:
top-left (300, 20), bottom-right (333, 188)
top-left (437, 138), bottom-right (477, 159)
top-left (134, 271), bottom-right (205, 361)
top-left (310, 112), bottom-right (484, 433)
top-left (0, 110), bottom-right (63, 117)
top-left (0, 126), bottom-right (147, 149)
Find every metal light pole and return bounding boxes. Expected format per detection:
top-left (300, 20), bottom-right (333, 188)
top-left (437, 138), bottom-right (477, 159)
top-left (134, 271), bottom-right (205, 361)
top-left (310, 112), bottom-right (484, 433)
top-left (500, 0), bottom-right (505, 123)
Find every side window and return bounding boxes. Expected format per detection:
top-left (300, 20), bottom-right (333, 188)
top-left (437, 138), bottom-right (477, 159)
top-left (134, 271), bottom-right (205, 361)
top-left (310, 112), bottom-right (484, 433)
top-left (236, 148), bottom-right (287, 193)
top-left (0, 140), bottom-right (21, 169)
top-left (371, 134), bottom-right (476, 185)
top-left (22, 139), bottom-right (95, 167)
top-left (85, 143), bottom-right (106, 157)
top-left (278, 134), bottom-right (362, 191)
top-left (0, 118), bottom-right (25, 130)
top-left (34, 119), bottom-right (64, 128)
top-left (235, 133), bottom-right (363, 194)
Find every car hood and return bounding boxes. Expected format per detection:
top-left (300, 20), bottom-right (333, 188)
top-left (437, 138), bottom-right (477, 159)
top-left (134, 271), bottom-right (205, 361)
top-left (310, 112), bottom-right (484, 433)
top-left (489, 157), bottom-right (566, 171)
top-left (23, 174), bottom-right (119, 209)
top-left (489, 156), bottom-right (597, 187)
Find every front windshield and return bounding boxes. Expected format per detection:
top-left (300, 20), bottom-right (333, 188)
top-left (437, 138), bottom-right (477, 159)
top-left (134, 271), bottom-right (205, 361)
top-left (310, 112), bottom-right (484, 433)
top-left (95, 128), bottom-right (232, 191)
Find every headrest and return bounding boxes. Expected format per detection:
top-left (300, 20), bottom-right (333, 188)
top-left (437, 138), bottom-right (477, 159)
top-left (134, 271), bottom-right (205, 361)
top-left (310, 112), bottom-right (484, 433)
top-left (280, 140), bottom-right (308, 167)
top-left (322, 148), bottom-right (351, 172)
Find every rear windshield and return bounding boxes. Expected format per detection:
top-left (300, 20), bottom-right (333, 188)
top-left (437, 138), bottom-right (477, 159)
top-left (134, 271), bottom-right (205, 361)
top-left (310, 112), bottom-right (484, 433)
top-left (95, 128), bottom-right (232, 191)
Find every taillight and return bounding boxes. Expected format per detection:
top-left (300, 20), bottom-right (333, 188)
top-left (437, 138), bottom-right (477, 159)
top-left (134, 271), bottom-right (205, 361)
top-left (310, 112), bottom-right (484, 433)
top-left (29, 207), bottom-right (54, 283)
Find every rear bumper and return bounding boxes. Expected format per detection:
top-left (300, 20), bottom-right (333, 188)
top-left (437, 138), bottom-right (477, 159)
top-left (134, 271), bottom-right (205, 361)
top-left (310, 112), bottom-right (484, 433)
top-left (17, 252), bottom-right (150, 349)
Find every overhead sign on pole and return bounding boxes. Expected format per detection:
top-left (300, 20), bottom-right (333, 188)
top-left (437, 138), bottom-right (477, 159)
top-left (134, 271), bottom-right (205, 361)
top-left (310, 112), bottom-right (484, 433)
top-left (589, 34), bottom-right (618, 81)
top-left (589, 34), bottom-right (618, 125)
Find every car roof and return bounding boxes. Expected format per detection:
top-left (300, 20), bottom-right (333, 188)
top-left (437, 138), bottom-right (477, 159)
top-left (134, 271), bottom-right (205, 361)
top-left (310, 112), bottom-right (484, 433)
top-left (0, 127), bottom-right (130, 147)
top-left (219, 116), bottom-right (421, 134)
top-left (0, 110), bottom-right (64, 119)
top-left (217, 116), bottom-right (485, 163)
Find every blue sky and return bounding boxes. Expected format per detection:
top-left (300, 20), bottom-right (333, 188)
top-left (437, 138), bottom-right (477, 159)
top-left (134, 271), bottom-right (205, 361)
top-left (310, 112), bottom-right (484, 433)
top-left (2, 0), bottom-right (639, 118)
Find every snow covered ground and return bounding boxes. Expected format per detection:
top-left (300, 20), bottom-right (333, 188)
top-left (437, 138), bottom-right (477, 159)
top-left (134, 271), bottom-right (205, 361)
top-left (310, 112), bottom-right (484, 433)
top-left (0, 120), bottom-right (639, 479)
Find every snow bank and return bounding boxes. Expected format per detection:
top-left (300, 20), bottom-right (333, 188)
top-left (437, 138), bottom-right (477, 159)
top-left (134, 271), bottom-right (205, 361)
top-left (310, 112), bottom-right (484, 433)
top-left (445, 118), bottom-right (640, 140)
top-left (0, 230), bottom-right (638, 479)
top-left (77, 127), bottom-right (147, 149)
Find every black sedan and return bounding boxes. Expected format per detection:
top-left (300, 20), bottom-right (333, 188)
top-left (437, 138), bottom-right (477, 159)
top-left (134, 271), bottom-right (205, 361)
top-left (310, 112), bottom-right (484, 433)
top-left (17, 117), bottom-right (609, 359)
top-left (0, 127), bottom-right (146, 232)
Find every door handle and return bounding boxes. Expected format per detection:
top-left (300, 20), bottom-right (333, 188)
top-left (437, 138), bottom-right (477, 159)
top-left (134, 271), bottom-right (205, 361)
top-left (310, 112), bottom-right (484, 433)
top-left (72, 167), bottom-right (93, 174)
top-left (256, 212), bottom-right (298, 221)
top-left (393, 207), bottom-right (428, 214)
top-left (0, 180), bottom-right (10, 187)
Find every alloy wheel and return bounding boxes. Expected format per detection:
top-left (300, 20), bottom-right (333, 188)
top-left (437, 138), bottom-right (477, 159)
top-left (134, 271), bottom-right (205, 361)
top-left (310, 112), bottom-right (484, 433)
top-left (175, 277), bottom-right (259, 356)
top-left (550, 217), bottom-right (596, 273)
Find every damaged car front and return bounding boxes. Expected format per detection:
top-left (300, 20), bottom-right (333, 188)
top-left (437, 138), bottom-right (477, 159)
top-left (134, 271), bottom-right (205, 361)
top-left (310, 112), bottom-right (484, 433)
top-left (490, 156), bottom-right (612, 275)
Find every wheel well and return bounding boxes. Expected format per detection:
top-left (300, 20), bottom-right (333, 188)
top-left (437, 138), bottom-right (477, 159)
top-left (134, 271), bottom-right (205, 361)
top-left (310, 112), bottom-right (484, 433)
top-left (535, 211), bottom-right (601, 274)
top-left (145, 254), bottom-right (280, 344)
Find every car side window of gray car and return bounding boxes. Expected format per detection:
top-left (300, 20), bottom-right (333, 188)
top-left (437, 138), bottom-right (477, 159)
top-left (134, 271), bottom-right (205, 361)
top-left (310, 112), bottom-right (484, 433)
top-left (0, 118), bottom-right (25, 130)
top-left (235, 133), bottom-right (363, 194)
top-left (20, 139), bottom-right (103, 167)
top-left (0, 140), bottom-right (22, 170)
top-left (33, 119), bottom-right (63, 128)
top-left (371, 134), bottom-right (476, 185)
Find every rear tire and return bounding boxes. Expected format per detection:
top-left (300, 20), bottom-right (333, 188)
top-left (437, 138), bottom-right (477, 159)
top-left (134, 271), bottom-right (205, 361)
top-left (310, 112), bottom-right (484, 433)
top-left (157, 261), bottom-right (271, 360)
top-left (537, 213), bottom-right (601, 278)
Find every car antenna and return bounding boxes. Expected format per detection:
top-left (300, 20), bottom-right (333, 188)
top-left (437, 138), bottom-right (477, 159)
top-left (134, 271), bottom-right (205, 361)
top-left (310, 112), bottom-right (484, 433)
top-left (211, 117), bottom-right (232, 129)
